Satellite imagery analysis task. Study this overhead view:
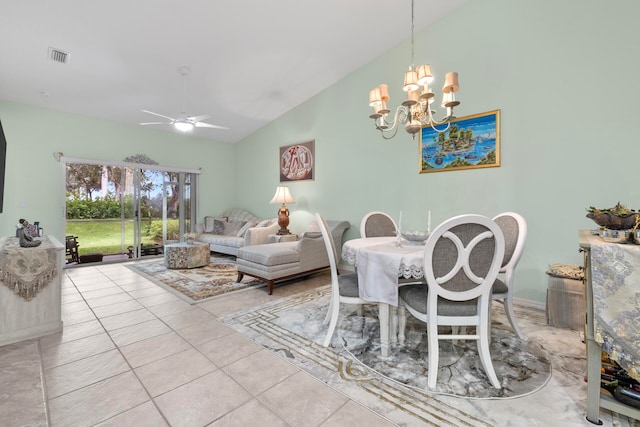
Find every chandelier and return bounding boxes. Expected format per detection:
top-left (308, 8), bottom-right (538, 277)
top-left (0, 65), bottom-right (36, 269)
top-left (368, 0), bottom-right (460, 139)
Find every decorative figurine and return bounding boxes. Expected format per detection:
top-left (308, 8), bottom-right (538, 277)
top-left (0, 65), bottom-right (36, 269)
top-left (16, 219), bottom-right (41, 247)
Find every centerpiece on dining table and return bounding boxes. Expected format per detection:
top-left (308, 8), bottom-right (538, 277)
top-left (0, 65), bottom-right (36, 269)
top-left (400, 230), bottom-right (429, 244)
top-left (397, 210), bottom-right (431, 245)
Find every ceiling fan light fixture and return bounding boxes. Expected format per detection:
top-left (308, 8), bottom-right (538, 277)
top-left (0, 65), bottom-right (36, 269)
top-left (174, 120), bottom-right (194, 132)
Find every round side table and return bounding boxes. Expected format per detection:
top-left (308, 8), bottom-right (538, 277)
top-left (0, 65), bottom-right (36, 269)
top-left (164, 241), bottom-right (209, 269)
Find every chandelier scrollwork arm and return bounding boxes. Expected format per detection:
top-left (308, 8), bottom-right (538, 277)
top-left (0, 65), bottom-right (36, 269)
top-left (373, 106), bottom-right (410, 139)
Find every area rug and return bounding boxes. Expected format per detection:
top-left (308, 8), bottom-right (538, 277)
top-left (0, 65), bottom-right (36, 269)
top-left (126, 255), bottom-right (265, 303)
top-left (221, 285), bottom-right (552, 426)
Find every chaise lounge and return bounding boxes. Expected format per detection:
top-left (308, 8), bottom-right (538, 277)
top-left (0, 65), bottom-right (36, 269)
top-left (236, 220), bottom-right (350, 295)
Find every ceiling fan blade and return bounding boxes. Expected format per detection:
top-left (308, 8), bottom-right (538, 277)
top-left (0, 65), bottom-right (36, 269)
top-left (139, 122), bottom-right (169, 126)
top-left (195, 122), bottom-right (229, 130)
top-left (141, 109), bottom-right (176, 121)
top-left (188, 114), bottom-right (211, 123)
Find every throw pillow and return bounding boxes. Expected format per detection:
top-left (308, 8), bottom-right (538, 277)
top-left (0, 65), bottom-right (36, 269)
top-left (546, 263), bottom-right (584, 280)
top-left (223, 221), bottom-right (246, 236)
top-left (213, 219), bottom-right (227, 235)
top-left (205, 216), bottom-right (227, 233)
top-left (236, 220), bottom-right (259, 237)
top-left (256, 218), bottom-right (275, 228)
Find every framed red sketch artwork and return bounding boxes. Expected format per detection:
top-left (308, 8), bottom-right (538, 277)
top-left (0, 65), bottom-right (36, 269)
top-left (279, 140), bottom-right (314, 182)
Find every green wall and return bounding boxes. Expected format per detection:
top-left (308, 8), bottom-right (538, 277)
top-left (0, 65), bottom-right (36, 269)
top-left (0, 102), bottom-right (236, 240)
top-left (234, 0), bottom-right (640, 305)
top-left (2, 0), bottom-right (640, 305)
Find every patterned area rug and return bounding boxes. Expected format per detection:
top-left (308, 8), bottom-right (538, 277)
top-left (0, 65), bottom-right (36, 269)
top-left (221, 285), bottom-right (552, 425)
top-left (126, 255), bottom-right (265, 303)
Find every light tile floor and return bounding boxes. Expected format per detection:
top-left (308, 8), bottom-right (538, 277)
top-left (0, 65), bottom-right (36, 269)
top-left (0, 261), bottom-right (638, 426)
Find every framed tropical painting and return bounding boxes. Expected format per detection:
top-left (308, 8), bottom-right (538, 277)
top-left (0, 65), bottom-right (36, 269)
top-left (420, 110), bottom-right (500, 173)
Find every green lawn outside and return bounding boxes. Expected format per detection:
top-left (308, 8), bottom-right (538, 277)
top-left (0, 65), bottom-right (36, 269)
top-left (66, 219), bottom-right (178, 255)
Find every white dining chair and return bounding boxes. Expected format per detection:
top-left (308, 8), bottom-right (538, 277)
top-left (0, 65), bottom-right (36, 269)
top-left (360, 211), bottom-right (397, 238)
top-left (491, 212), bottom-right (528, 340)
top-left (398, 214), bottom-right (505, 389)
top-left (316, 213), bottom-right (368, 347)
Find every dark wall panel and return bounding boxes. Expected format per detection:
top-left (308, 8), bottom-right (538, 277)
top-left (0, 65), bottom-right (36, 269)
top-left (0, 119), bottom-right (6, 213)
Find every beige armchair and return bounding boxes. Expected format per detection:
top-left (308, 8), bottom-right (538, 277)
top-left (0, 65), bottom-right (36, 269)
top-left (236, 220), bottom-right (350, 295)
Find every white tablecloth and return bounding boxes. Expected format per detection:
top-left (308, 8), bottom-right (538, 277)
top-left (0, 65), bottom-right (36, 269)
top-left (341, 237), bottom-right (425, 306)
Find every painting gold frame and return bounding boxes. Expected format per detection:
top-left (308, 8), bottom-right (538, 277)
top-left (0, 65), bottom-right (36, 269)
top-left (420, 109), bottom-right (500, 174)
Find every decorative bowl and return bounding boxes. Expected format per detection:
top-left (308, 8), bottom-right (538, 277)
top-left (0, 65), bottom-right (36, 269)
top-left (586, 211), bottom-right (639, 230)
top-left (401, 230), bottom-right (429, 242)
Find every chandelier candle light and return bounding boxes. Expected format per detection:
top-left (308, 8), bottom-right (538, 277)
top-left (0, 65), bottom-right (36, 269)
top-left (368, 0), bottom-right (460, 139)
top-left (270, 186), bottom-right (295, 235)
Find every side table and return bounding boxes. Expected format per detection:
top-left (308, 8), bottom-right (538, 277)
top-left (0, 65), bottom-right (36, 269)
top-left (268, 234), bottom-right (298, 243)
top-left (164, 241), bottom-right (209, 269)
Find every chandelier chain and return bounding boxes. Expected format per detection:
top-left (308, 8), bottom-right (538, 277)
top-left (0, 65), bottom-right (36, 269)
top-left (410, 0), bottom-right (415, 68)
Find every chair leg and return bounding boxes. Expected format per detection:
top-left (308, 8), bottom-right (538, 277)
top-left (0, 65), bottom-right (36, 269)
top-left (451, 326), bottom-right (468, 345)
top-left (398, 304), bottom-right (407, 346)
top-left (323, 298), bottom-right (333, 325)
top-left (427, 321), bottom-right (439, 389)
top-left (503, 296), bottom-right (525, 340)
top-left (323, 299), bottom-right (341, 347)
top-left (477, 316), bottom-right (501, 389)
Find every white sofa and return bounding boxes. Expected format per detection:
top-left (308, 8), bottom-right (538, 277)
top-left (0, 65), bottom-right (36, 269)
top-left (194, 208), bottom-right (279, 256)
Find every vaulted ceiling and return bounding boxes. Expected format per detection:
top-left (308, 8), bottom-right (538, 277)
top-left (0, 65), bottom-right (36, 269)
top-left (0, 0), bottom-right (467, 143)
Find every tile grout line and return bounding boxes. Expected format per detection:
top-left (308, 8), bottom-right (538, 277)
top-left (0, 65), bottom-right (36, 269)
top-left (58, 268), bottom-right (176, 426)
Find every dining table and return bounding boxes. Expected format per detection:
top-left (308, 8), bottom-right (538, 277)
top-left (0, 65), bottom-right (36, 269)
top-left (341, 236), bottom-right (427, 357)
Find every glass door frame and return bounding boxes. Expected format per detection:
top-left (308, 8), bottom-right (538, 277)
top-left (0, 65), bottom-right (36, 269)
top-left (61, 156), bottom-right (200, 262)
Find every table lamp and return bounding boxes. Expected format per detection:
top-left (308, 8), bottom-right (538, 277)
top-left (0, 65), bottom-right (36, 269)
top-left (270, 186), bottom-right (295, 235)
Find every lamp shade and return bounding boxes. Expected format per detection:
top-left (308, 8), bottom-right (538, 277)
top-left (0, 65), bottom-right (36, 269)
top-left (416, 65), bottom-right (433, 85)
top-left (369, 88), bottom-right (381, 106)
top-left (442, 72), bottom-right (459, 93)
top-left (378, 84), bottom-right (390, 102)
top-left (270, 186), bottom-right (295, 204)
top-left (403, 69), bottom-right (419, 92)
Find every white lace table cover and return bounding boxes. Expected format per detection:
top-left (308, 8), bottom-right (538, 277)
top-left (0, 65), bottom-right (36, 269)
top-left (0, 236), bottom-right (59, 301)
top-left (590, 240), bottom-right (640, 379)
top-left (341, 237), bottom-right (425, 306)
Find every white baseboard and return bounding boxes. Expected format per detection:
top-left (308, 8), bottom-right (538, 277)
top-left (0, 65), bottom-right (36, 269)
top-left (513, 297), bottom-right (545, 312)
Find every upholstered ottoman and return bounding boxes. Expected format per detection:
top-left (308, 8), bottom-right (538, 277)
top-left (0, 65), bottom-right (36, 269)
top-left (164, 242), bottom-right (209, 269)
top-left (545, 264), bottom-right (585, 330)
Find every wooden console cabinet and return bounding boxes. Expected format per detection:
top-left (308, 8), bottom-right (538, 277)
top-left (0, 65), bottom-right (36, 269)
top-left (0, 235), bottom-right (64, 347)
top-left (579, 230), bottom-right (640, 424)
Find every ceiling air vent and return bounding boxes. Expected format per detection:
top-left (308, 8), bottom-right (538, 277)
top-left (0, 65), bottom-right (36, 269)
top-left (48, 47), bottom-right (70, 64)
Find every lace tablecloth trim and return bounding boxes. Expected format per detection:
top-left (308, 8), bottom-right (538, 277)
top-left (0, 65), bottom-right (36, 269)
top-left (342, 250), bottom-right (358, 266)
top-left (0, 236), bottom-right (59, 301)
top-left (399, 263), bottom-right (424, 279)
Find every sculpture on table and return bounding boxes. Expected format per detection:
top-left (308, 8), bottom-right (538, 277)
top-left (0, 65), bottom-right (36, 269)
top-left (16, 219), bottom-right (41, 247)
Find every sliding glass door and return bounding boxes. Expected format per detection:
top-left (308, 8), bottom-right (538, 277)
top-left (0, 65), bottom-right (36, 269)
top-left (63, 157), bottom-right (199, 263)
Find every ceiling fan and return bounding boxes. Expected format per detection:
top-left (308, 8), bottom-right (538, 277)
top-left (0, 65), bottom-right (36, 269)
top-left (140, 66), bottom-right (229, 133)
